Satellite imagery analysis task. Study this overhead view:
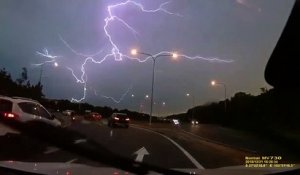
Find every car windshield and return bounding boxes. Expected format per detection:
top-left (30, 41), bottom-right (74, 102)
top-left (0, 0), bottom-right (299, 174)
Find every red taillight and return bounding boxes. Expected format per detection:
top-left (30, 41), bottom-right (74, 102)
top-left (125, 118), bottom-right (130, 121)
top-left (114, 117), bottom-right (119, 120)
top-left (4, 112), bottom-right (18, 118)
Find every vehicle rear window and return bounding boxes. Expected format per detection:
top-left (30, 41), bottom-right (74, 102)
top-left (18, 102), bottom-right (39, 116)
top-left (0, 99), bottom-right (13, 112)
top-left (38, 105), bottom-right (53, 120)
top-left (116, 113), bottom-right (128, 118)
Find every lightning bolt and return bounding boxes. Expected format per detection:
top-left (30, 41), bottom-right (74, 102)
top-left (100, 85), bottom-right (132, 104)
top-left (33, 48), bottom-right (60, 66)
top-left (129, 51), bottom-right (233, 63)
top-left (59, 35), bottom-right (104, 58)
top-left (71, 83), bottom-right (87, 103)
top-left (35, 0), bottom-right (233, 104)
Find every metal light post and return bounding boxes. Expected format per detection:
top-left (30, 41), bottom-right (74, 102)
top-left (157, 101), bottom-right (166, 117)
top-left (186, 93), bottom-right (195, 120)
top-left (139, 94), bottom-right (149, 113)
top-left (211, 80), bottom-right (227, 113)
top-left (38, 64), bottom-right (44, 84)
top-left (131, 49), bottom-right (177, 125)
top-left (38, 62), bottom-right (59, 84)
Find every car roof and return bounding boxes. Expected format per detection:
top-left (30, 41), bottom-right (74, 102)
top-left (0, 96), bottom-right (40, 104)
top-left (113, 113), bottom-right (127, 115)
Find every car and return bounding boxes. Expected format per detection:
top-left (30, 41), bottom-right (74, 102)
top-left (172, 119), bottom-right (180, 126)
top-left (62, 110), bottom-right (75, 116)
top-left (84, 112), bottom-right (102, 121)
top-left (108, 113), bottom-right (130, 128)
top-left (0, 96), bottom-right (61, 127)
top-left (191, 120), bottom-right (199, 125)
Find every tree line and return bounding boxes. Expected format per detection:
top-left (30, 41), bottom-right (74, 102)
top-left (0, 67), bottom-right (43, 100)
top-left (168, 87), bottom-right (300, 133)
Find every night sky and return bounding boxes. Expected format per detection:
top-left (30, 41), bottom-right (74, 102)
top-left (0, 0), bottom-right (294, 115)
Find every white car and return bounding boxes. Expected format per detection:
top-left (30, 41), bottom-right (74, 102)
top-left (0, 96), bottom-right (61, 127)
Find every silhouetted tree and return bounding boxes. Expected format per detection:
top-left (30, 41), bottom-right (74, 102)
top-left (0, 67), bottom-right (44, 100)
top-left (16, 67), bottom-right (28, 85)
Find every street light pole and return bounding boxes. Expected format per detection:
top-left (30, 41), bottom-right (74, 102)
top-left (150, 56), bottom-right (156, 125)
top-left (186, 93), bottom-right (195, 120)
top-left (192, 95), bottom-right (195, 119)
top-left (38, 62), bottom-right (58, 84)
top-left (38, 64), bottom-right (44, 84)
top-left (222, 83), bottom-right (227, 113)
top-left (211, 81), bottom-right (227, 113)
top-left (131, 49), bottom-right (177, 125)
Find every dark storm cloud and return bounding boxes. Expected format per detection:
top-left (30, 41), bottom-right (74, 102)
top-left (0, 0), bottom-right (294, 115)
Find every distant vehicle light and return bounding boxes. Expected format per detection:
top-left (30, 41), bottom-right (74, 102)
top-left (172, 119), bottom-right (179, 125)
top-left (125, 118), bottom-right (130, 121)
top-left (191, 120), bottom-right (199, 125)
top-left (114, 117), bottom-right (120, 120)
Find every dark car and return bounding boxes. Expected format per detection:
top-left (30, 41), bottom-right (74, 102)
top-left (108, 113), bottom-right (130, 128)
top-left (84, 112), bottom-right (102, 121)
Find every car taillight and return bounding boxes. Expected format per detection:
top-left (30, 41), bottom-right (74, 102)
top-left (114, 117), bottom-right (119, 120)
top-left (3, 112), bottom-right (19, 118)
top-left (125, 118), bottom-right (130, 121)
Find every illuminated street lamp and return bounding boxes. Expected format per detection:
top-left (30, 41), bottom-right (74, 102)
top-left (131, 49), bottom-right (138, 55)
top-left (211, 80), bottom-right (216, 86)
top-left (139, 94), bottom-right (150, 113)
top-left (211, 80), bottom-right (227, 113)
top-left (172, 53), bottom-right (178, 60)
top-left (131, 49), bottom-right (177, 125)
top-left (157, 101), bottom-right (166, 117)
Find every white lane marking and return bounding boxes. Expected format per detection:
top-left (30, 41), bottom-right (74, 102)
top-left (110, 130), bottom-right (113, 137)
top-left (133, 147), bottom-right (149, 162)
top-left (44, 146), bottom-right (60, 154)
top-left (66, 158), bottom-right (77, 164)
top-left (74, 139), bottom-right (87, 144)
top-left (132, 125), bottom-right (205, 169)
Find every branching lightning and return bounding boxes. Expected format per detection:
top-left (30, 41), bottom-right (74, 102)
top-left (129, 51), bottom-right (233, 63)
top-left (59, 35), bottom-right (104, 58)
top-left (35, 0), bottom-right (233, 104)
top-left (71, 83), bottom-right (87, 103)
top-left (101, 85), bottom-right (132, 103)
top-left (33, 48), bottom-right (60, 66)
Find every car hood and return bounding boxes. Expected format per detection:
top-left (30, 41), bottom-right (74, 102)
top-left (0, 161), bottom-right (299, 175)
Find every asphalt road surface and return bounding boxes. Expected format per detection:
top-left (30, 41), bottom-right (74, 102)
top-left (0, 119), bottom-right (298, 170)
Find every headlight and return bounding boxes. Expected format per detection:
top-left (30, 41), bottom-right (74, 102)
top-left (172, 119), bottom-right (179, 125)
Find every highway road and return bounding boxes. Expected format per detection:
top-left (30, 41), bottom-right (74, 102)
top-left (0, 118), bottom-right (299, 171)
